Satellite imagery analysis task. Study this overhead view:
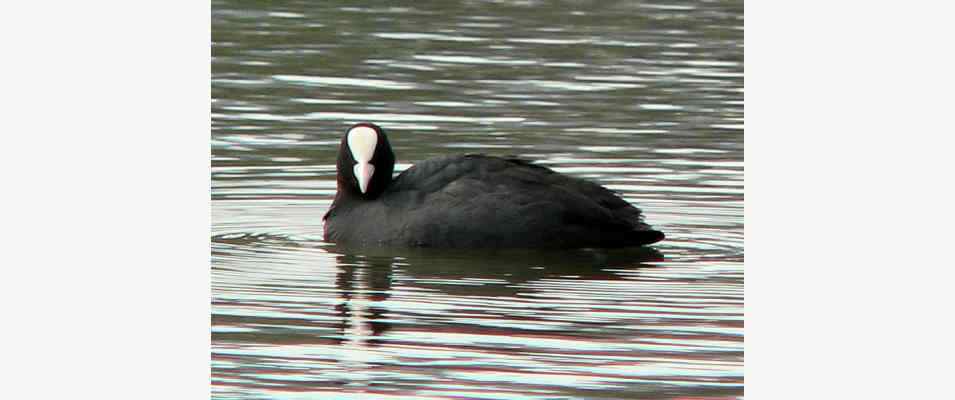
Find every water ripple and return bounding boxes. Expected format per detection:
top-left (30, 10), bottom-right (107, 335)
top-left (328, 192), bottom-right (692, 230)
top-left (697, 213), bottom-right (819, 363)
top-left (272, 75), bottom-right (417, 90)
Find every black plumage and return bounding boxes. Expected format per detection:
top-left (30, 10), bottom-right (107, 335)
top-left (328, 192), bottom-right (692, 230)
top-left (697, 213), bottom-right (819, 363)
top-left (323, 122), bottom-right (664, 248)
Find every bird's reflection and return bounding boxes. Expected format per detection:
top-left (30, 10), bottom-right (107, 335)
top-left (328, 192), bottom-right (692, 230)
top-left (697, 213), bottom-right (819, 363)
top-left (333, 253), bottom-right (393, 347)
top-left (329, 246), bottom-right (663, 346)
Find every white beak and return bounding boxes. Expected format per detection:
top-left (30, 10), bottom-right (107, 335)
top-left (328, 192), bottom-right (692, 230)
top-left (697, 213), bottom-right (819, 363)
top-left (354, 162), bottom-right (375, 194)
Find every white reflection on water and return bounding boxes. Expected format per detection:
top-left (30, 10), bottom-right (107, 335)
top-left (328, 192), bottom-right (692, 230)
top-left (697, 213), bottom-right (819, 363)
top-left (273, 75), bottom-right (418, 90)
top-left (302, 112), bottom-right (526, 123)
top-left (374, 32), bottom-right (489, 42)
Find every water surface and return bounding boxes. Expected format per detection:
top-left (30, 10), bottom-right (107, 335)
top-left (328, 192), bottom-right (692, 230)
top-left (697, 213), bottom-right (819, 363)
top-left (213, 1), bottom-right (743, 398)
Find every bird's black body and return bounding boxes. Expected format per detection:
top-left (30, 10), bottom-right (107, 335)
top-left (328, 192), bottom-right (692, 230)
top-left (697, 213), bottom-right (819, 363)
top-left (323, 123), bottom-right (664, 249)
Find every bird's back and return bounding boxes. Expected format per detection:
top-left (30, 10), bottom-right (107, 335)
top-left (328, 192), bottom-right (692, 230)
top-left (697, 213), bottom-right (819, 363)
top-left (356, 154), bottom-right (664, 248)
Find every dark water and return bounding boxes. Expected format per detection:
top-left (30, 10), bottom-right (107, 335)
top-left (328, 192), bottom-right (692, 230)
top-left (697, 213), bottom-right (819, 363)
top-left (212, 1), bottom-right (743, 398)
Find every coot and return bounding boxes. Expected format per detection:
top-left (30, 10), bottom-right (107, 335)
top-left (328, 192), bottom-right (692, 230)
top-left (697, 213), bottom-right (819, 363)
top-left (323, 122), bottom-right (664, 248)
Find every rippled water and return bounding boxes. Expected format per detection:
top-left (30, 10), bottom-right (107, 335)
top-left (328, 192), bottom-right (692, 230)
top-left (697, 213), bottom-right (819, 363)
top-left (212, 0), bottom-right (743, 398)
